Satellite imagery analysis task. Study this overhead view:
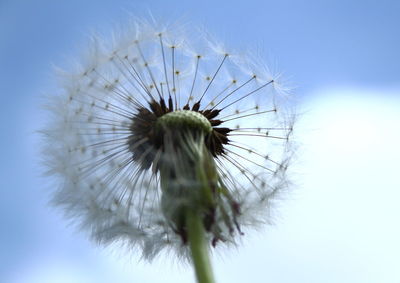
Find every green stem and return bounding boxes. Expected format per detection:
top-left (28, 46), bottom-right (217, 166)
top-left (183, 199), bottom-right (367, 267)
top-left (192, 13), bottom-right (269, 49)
top-left (186, 208), bottom-right (216, 283)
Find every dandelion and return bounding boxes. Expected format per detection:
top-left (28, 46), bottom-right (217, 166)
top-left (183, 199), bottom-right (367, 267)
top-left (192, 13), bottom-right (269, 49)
top-left (42, 19), bottom-right (294, 283)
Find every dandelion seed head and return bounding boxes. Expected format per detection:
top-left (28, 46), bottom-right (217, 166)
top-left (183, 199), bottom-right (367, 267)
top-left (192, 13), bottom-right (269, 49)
top-left (41, 19), bottom-right (295, 261)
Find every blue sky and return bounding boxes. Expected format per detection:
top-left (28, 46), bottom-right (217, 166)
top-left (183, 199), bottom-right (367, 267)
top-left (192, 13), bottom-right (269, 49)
top-left (1, 0), bottom-right (399, 282)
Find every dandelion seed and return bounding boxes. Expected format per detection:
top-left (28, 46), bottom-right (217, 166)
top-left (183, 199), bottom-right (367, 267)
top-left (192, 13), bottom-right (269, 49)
top-left (41, 19), bottom-right (295, 266)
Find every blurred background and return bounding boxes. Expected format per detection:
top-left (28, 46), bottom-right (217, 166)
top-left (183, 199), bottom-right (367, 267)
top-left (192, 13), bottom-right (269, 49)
top-left (1, 0), bottom-right (399, 282)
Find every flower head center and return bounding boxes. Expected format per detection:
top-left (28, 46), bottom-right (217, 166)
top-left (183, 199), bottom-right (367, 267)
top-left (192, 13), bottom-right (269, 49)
top-left (157, 110), bottom-right (212, 134)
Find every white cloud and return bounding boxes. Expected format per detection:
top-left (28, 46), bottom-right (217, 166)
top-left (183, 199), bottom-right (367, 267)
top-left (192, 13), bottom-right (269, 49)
top-left (214, 88), bottom-right (400, 282)
top-left (277, 88), bottom-right (400, 282)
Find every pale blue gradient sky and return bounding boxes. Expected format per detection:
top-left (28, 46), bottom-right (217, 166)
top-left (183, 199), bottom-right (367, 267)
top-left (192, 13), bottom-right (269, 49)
top-left (1, 1), bottom-right (399, 282)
